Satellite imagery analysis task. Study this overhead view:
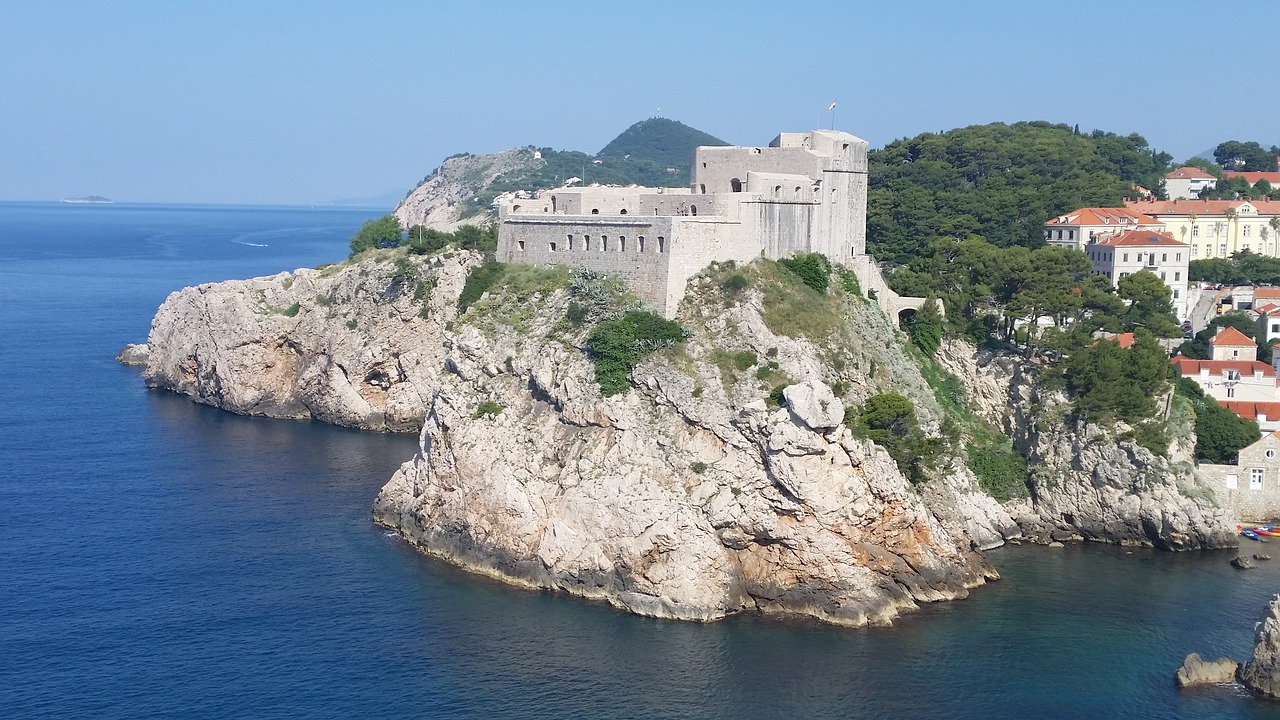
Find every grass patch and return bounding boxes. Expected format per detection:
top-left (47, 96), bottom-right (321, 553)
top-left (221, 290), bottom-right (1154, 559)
top-left (474, 400), bottom-right (504, 418)
top-left (758, 261), bottom-right (841, 340)
top-left (966, 426), bottom-right (1030, 501)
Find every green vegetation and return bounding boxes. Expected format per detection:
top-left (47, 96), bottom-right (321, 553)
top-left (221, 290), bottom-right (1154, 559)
top-left (867, 122), bottom-right (1173, 264)
top-left (757, 260), bottom-right (841, 340)
top-left (586, 310), bottom-right (689, 396)
top-left (1214, 140), bottom-right (1280, 172)
top-left (967, 430), bottom-right (1030, 501)
top-left (405, 223), bottom-right (498, 254)
top-left (457, 261), bottom-right (506, 313)
top-left (690, 461), bottom-right (709, 474)
top-left (732, 351), bottom-right (757, 371)
top-left (906, 296), bottom-right (943, 356)
top-left (1178, 311), bottom-right (1273, 364)
top-left (1175, 378), bottom-right (1260, 464)
top-left (847, 393), bottom-right (939, 483)
top-left (1190, 249), bottom-right (1280, 286)
top-left (473, 400), bottom-right (504, 419)
top-left (462, 119), bottom-right (728, 216)
top-left (777, 252), bottom-right (831, 294)
top-left (1064, 328), bottom-right (1170, 425)
top-left (348, 215), bottom-right (404, 257)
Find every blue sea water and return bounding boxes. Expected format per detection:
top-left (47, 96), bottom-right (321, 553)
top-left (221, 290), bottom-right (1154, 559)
top-left (3, 201), bottom-right (1280, 719)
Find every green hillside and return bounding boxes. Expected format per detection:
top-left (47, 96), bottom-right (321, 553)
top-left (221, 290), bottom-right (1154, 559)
top-left (463, 118), bottom-right (728, 217)
top-left (867, 122), bottom-right (1173, 265)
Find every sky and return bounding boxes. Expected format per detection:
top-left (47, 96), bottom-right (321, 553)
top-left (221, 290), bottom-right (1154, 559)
top-left (3, 0), bottom-right (1277, 206)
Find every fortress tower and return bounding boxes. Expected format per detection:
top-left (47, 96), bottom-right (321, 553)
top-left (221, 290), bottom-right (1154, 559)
top-left (495, 129), bottom-right (919, 320)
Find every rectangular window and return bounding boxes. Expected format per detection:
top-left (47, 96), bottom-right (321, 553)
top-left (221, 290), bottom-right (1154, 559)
top-left (1174, 289), bottom-right (1180, 298)
top-left (1193, 226), bottom-right (1200, 237)
top-left (1221, 244), bottom-right (1228, 254)
top-left (1176, 253), bottom-right (1182, 261)
top-left (1174, 272), bottom-right (1180, 281)
top-left (638, 236), bottom-right (645, 252)
top-left (1272, 323), bottom-right (1279, 333)
top-left (567, 234), bottom-right (574, 250)
top-left (1162, 253), bottom-right (1168, 261)
top-left (1228, 385), bottom-right (1237, 398)
top-left (1252, 468), bottom-right (1265, 490)
top-left (1123, 253), bottom-right (1129, 262)
top-left (584, 235), bottom-right (591, 251)
top-left (1192, 245), bottom-right (1199, 256)
top-left (619, 236), bottom-right (626, 252)
top-left (1226, 474), bottom-right (1238, 490)
top-left (1245, 226), bottom-right (1253, 237)
top-left (1160, 271), bottom-right (1166, 280)
top-left (658, 236), bottom-right (666, 253)
top-left (601, 236), bottom-right (609, 251)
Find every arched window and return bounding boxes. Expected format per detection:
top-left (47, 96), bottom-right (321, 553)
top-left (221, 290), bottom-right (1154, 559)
top-left (657, 236), bottom-right (665, 253)
top-left (601, 236), bottom-right (609, 251)
top-left (551, 196), bottom-right (557, 213)
top-left (690, 205), bottom-right (697, 216)
top-left (730, 178), bottom-right (742, 192)
top-left (620, 208), bottom-right (628, 215)
top-left (620, 236), bottom-right (626, 252)
top-left (512, 204), bottom-right (521, 212)
top-left (591, 208), bottom-right (599, 215)
top-left (549, 241), bottom-right (557, 252)
top-left (699, 184), bottom-right (706, 194)
top-left (584, 235), bottom-right (591, 251)
top-left (638, 236), bottom-right (645, 252)
top-left (517, 240), bottom-right (525, 251)
top-left (567, 234), bottom-right (574, 250)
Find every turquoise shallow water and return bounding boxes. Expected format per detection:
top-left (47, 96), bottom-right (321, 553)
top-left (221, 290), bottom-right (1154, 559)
top-left (3, 201), bottom-right (1280, 718)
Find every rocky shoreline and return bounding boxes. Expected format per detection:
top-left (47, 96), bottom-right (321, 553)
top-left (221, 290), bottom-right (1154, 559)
top-left (122, 249), bottom-right (1238, 626)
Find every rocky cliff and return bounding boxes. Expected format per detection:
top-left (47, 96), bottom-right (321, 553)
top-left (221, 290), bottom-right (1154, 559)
top-left (1241, 594), bottom-right (1280, 699)
top-left (394, 149), bottom-right (540, 231)
top-left (935, 340), bottom-right (1236, 550)
top-left (129, 251), bottom-right (1014, 626)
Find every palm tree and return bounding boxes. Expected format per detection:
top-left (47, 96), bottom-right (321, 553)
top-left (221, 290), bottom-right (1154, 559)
top-left (1225, 207), bottom-right (1239, 253)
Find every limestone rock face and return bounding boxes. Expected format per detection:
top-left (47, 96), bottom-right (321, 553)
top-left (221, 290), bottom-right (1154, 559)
top-left (116, 343), bottom-right (149, 367)
top-left (1241, 595), bottom-right (1280, 699)
top-left (393, 148), bottom-right (540, 231)
top-left (139, 252), bottom-right (481, 431)
top-left (1175, 653), bottom-right (1239, 688)
top-left (936, 339), bottom-right (1237, 550)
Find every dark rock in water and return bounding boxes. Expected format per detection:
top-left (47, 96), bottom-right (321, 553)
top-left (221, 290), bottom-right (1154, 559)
top-left (1241, 595), bottom-right (1280, 699)
top-left (1233, 556), bottom-right (1256, 569)
top-left (1175, 652), bottom-right (1239, 688)
top-left (1050, 529), bottom-right (1074, 543)
top-left (1256, 554), bottom-right (1272, 561)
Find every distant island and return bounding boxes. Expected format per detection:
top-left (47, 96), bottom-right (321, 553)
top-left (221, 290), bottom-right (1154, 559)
top-left (61, 195), bottom-right (113, 204)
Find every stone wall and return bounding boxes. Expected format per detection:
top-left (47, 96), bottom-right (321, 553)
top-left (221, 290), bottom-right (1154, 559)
top-left (1199, 433), bottom-right (1280, 522)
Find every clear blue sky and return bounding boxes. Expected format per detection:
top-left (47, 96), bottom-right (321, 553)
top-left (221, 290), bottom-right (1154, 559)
top-left (3, 0), bottom-right (1276, 205)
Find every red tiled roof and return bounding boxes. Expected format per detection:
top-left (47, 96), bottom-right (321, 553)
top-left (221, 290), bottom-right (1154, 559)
top-left (1255, 288), bottom-right (1280, 300)
top-left (1174, 357), bottom-right (1274, 377)
top-left (1220, 401), bottom-right (1280, 421)
top-left (1166, 166), bottom-right (1217, 180)
top-left (1211, 326), bottom-right (1257, 347)
top-left (1225, 171), bottom-right (1280, 185)
top-left (1093, 229), bottom-right (1187, 247)
top-left (1102, 332), bottom-right (1135, 348)
top-left (1044, 208), bottom-right (1161, 227)
top-left (1124, 199), bottom-right (1280, 216)
top-left (1254, 302), bottom-right (1280, 314)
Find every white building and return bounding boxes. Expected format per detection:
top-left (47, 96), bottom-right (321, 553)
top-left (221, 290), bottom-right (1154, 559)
top-left (1173, 326), bottom-right (1280, 405)
top-left (1124, 199), bottom-right (1280, 259)
top-left (1085, 229), bottom-right (1190, 319)
top-left (1197, 432), bottom-right (1280, 521)
top-left (1164, 166), bottom-right (1218, 200)
top-left (1043, 207), bottom-right (1161, 251)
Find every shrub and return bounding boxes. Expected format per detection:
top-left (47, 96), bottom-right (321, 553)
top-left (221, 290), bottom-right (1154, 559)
top-left (586, 310), bottom-right (688, 396)
top-left (838, 268), bottom-right (862, 295)
top-left (967, 440), bottom-right (1029, 501)
top-left (566, 301), bottom-right (589, 326)
top-left (457, 261), bottom-right (506, 313)
top-left (733, 351), bottom-right (757, 371)
top-left (778, 253), bottom-right (831, 294)
top-left (348, 215), bottom-right (404, 257)
top-left (850, 393), bottom-right (937, 483)
top-left (767, 383), bottom-right (788, 408)
top-left (723, 273), bottom-right (750, 293)
top-left (690, 461), bottom-right (708, 474)
top-left (474, 400), bottom-right (504, 419)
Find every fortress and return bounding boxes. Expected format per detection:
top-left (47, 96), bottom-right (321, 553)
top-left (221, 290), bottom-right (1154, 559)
top-left (496, 129), bottom-right (924, 321)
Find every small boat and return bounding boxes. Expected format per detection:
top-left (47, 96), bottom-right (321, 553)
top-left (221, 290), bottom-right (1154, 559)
top-left (1243, 529), bottom-right (1262, 541)
top-left (1255, 527), bottom-right (1280, 537)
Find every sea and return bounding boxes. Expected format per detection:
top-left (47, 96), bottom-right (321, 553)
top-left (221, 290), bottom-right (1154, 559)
top-left (3, 201), bottom-right (1280, 719)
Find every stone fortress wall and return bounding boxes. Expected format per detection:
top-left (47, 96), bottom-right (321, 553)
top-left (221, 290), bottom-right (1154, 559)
top-left (496, 129), bottom-right (921, 321)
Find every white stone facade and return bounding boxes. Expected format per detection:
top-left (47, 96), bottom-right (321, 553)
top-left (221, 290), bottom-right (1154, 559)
top-left (496, 130), bottom-right (880, 318)
top-left (1198, 433), bottom-right (1280, 522)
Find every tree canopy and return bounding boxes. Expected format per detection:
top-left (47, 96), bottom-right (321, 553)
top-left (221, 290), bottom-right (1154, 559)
top-left (1214, 141), bottom-right (1280, 172)
top-left (867, 122), bottom-right (1173, 264)
top-left (348, 215), bottom-right (404, 257)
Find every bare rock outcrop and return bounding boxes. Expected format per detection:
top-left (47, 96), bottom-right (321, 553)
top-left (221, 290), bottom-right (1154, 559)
top-left (139, 252), bottom-right (481, 431)
top-left (1241, 595), bottom-right (1280, 699)
top-left (1175, 653), bottom-right (1239, 688)
top-left (937, 339), bottom-right (1237, 550)
top-left (393, 148), bottom-right (541, 231)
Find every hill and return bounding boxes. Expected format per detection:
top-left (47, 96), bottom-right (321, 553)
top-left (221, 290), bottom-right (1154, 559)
top-left (395, 118), bottom-right (729, 229)
top-left (867, 121), bottom-right (1173, 265)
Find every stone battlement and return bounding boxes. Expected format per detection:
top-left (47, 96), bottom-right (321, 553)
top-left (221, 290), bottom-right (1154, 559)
top-left (497, 129), bottom-right (912, 320)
